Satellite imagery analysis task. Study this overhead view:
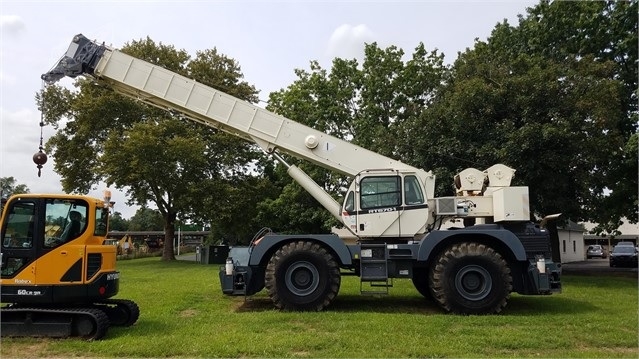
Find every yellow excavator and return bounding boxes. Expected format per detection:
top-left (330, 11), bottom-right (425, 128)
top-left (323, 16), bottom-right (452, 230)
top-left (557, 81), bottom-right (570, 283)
top-left (0, 192), bottom-right (139, 340)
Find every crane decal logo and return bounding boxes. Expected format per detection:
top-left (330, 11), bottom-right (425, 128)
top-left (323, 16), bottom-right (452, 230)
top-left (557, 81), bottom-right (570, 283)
top-left (367, 207), bottom-right (397, 214)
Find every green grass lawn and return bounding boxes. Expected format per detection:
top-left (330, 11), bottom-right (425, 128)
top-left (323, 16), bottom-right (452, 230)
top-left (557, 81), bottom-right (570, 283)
top-left (2, 257), bottom-right (637, 358)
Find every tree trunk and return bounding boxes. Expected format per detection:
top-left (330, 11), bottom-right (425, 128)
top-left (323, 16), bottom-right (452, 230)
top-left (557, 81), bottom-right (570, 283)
top-left (162, 212), bottom-right (176, 261)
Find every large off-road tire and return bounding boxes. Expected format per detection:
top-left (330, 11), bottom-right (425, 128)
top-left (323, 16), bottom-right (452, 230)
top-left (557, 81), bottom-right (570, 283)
top-left (411, 267), bottom-right (433, 301)
top-left (429, 242), bottom-right (512, 314)
top-left (265, 240), bottom-right (341, 311)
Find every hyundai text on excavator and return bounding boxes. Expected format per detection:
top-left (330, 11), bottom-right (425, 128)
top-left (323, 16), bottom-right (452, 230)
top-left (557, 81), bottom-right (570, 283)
top-left (0, 192), bottom-right (139, 339)
top-left (40, 34), bottom-right (561, 315)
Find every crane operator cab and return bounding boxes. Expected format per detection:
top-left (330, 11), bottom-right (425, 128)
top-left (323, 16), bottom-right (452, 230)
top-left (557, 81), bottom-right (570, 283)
top-left (341, 170), bottom-right (435, 239)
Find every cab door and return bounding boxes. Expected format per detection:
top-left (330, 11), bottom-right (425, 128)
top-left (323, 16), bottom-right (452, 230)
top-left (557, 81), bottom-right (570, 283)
top-left (1, 199), bottom-right (38, 284)
top-left (397, 174), bottom-right (430, 235)
top-left (352, 175), bottom-right (402, 237)
top-left (35, 198), bottom-right (89, 285)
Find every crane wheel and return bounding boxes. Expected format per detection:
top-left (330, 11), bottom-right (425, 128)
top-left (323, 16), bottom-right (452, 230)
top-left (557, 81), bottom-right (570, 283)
top-left (411, 267), bottom-right (433, 301)
top-left (265, 240), bottom-right (341, 311)
top-left (429, 242), bottom-right (512, 314)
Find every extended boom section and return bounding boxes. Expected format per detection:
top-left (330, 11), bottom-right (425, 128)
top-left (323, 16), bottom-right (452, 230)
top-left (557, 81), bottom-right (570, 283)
top-left (43, 35), bottom-right (431, 178)
top-left (42, 33), bottom-right (561, 315)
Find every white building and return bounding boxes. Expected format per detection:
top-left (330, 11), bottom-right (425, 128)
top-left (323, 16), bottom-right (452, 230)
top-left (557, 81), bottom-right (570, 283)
top-left (557, 222), bottom-right (585, 263)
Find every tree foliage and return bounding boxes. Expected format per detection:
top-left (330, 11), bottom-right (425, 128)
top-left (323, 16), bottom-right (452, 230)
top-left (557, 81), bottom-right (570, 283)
top-left (127, 207), bottom-right (164, 231)
top-left (264, 1), bottom-right (636, 239)
top-left (108, 211), bottom-right (129, 232)
top-left (409, 0), bottom-right (637, 235)
top-left (38, 37), bottom-right (263, 259)
top-left (0, 177), bottom-right (30, 198)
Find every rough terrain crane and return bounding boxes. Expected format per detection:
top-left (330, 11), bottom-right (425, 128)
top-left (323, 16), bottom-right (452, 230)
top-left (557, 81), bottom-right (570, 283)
top-left (40, 34), bottom-right (561, 315)
top-left (0, 191), bottom-right (139, 339)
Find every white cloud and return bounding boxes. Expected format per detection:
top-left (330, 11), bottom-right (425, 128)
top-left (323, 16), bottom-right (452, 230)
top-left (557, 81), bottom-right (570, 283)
top-left (326, 24), bottom-right (376, 61)
top-left (0, 15), bottom-right (26, 36)
top-left (0, 107), bottom-right (59, 187)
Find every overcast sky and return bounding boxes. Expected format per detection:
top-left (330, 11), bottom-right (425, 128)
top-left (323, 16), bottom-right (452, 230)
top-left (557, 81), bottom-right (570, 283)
top-left (1, 0), bottom-right (536, 219)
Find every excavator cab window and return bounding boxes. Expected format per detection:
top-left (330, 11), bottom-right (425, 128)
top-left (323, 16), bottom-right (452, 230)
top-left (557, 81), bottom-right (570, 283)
top-left (1, 200), bottom-right (36, 276)
top-left (44, 199), bottom-right (88, 248)
top-left (94, 207), bottom-right (109, 237)
top-left (2, 201), bottom-right (35, 249)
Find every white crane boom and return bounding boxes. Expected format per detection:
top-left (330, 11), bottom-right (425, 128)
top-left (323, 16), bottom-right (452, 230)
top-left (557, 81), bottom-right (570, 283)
top-left (44, 34), bottom-right (429, 180)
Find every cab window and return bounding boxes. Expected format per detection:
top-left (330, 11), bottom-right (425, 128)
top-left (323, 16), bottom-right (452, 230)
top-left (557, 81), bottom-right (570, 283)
top-left (94, 207), bottom-right (109, 236)
top-left (1, 200), bottom-right (35, 276)
top-left (44, 199), bottom-right (88, 247)
top-left (404, 175), bottom-right (424, 205)
top-left (360, 176), bottom-right (401, 209)
top-left (2, 201), bottom-right (35, 249)
top-left (344, 191), bottom-right (355, 212)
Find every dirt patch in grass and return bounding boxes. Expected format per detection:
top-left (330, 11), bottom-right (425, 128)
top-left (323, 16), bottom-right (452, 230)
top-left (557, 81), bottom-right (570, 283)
top-left (1, 341), bottom-right (51, 359)
top-left (232, 297), bottom-right (274, 312)
top-left (178, 308), bottom-right (198, 318)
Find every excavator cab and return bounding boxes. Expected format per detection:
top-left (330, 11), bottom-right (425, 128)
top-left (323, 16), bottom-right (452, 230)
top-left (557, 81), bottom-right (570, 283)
top-left (0, 194), bottom-right (139, 340)
top-left (1, 196), bottom-right (103, 296)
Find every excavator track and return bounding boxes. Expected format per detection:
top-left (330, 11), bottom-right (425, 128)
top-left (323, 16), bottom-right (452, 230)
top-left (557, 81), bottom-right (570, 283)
top-left (1, 305), bottom-right (109, 340)
top-left (92, 298), bottom-right (140, 327)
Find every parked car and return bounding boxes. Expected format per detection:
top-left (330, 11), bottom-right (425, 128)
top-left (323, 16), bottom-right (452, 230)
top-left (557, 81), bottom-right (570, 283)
top-left (586, 245), bottom-right (607, 259)
top-left (615, 241), bottom-right (635, 247)
top-left (609, 245), bottom-right (638, 268)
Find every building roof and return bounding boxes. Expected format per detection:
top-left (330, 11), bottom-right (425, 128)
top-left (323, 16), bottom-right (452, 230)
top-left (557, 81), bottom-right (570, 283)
top-left (582, 218), bottom-right (638, 236)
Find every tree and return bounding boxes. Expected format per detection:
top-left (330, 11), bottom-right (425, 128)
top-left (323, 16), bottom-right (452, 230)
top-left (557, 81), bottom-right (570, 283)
top-left (0, 177), bottom-right (30, 198)
top-left (38, 37), bottom-right (261, 260)
top-left (405, 0), bottom-right (637, 259)
top-left (0, 177), bottom-right (30, 215)
top-left (127, 207), bottom-right (164, 231)
top-left (108, 211), bottom-right (129, 232)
